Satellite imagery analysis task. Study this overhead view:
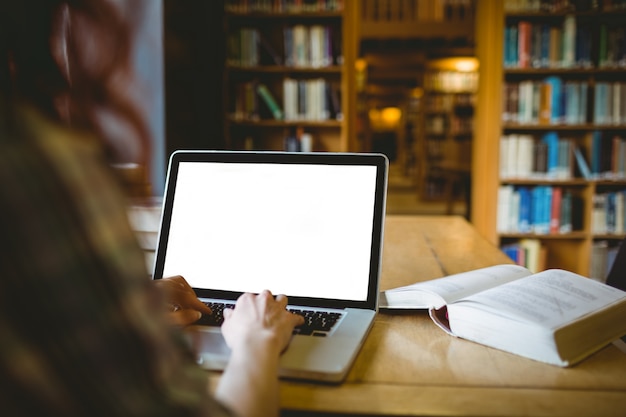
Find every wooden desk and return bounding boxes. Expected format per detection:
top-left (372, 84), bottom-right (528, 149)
top-left (215, 215), bottom-right (626, 417)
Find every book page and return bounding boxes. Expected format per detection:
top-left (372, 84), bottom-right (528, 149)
top-left (455, 269), bottom-right (626, 328)
top-left (380, 264), bottom-right (531, 309)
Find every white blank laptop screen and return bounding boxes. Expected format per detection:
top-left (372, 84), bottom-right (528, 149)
top-left (161, 161), bottom-right (378, 301)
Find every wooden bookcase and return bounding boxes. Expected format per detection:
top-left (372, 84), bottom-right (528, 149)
top-left (222, 0), bottom-right (358, 152)
top-left (419, 65), bottom-right (477, 201)
top-left (473, 0), bottom-right (626, 278)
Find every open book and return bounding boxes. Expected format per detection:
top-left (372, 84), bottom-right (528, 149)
top-left (380, 264), bottom-right (626, 367)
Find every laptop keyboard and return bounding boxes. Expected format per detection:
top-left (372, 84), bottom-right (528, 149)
top-left (197, 301), bottom-right (343, 337)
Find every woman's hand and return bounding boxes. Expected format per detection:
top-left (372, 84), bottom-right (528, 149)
top-left (221, 290), bottom-right (304, 355)
top-left (153, 275), bottom-right (212, 327)
top-left (216, 290), bottom-right (304, 417)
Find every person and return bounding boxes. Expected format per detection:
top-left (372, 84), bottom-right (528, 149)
top-left (0, 1), bottom-right (303, 417)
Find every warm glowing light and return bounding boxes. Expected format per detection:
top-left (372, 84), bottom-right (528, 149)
top-left (355, 58), bottom-right (368, 72)
top-left (428, 57), bottom-right (479, 72)
top-left (454, 59), bottom-right (479, 72)
top-left (381, 107), bottom-right (401, 124)
top-left (369, 107), bottom-right (402, 130)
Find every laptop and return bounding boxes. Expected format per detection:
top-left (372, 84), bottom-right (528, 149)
top-left (152, 150), bottom-right (388, 382)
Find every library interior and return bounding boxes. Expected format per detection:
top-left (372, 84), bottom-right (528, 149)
top-left (157, 0), bottom-right (626, 283)
top-left (11, 2), bottom-right (625, 416)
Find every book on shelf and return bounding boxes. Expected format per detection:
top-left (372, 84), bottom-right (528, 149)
top-left (504, 0), bottom-right (600, 13)
top-left (590, 131), bottom-right (626, 179)
top-left (379, 264), bottom-right (626, 367)
top-left (503, 78), bottom-right (588, 126)
top-left (532, 185), bottom-right (551, 234)
top-left (283, 78), bottom-right (331, 121)
top-left (284, 24), bottom-right (338, 69)
top-left (499, 133), bottom-right (574, 180)
top-left (228, 28), bottom-right (260, 67)
top-left (502, 238), bottom-right (547, 273)
top-left (592, 190), bottom-right (626, 235)
top-left (497, 184), bottom-right (576, 235)
top-left (544, 76), bottom-right (562, 124)
top-left (283, 127), bottom-right (313, 152)
top-left (598, 24), bottom-right (626, 68)
top-left (593, 82), bottom-right (626, 126)
top-left (561, 14), bottom-right (576, 68)
top-left (518, 20), bottom-right (532, 68)
top-left (590, 240), bottom-right (624, 283)
top-left (503, 14), bottom-right (592, 69)
top-left (573, 144), bottom-right (592, 179)
top-left (232, 81), bottom-right (260, 121)
top-left (256, 83), bottom-right (284, 120)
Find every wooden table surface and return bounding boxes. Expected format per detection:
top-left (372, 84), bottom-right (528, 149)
top-left (213, 215), bottom-right (626, 417)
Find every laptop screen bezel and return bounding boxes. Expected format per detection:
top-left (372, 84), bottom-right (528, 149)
top-left (152, 150), bottom-right (388, 311)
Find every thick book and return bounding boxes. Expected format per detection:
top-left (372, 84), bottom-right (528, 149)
top-left (379, 264), bottom-right (626, 367)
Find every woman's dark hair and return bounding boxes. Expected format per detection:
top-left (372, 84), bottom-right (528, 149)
top-left (0, 0), bottom-right (150, 166)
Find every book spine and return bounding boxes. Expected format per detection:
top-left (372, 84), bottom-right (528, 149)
top-left (573, 145), bottom-right (592, 179)
top-left (497, 185), bottom-right (514, 233)
top-left (542, 131), bottom-right (560, 178)
top-left (607, 192), bottom-right (617, 234)
top-left (284, 26), bottom-right (294, 67)
top-left (531, 23), bottom-right (542, 68)
top-left (500, 135), bottom-right (511, 179)
top-left (544, 76), bottom-right (562, 123)
top-left (549, 26), bottom-right (561, 67)
top-left (518, 134), bottom-right (534, 178)
top-left (540, 23), bottom-right (550, 67)
top-left (504, 25), bottom-right (513, 67)
top-left (616, 191), bottom-right (625, 234)
top-left (560, 190), bottom-right (573, 233)
top-left (539, 81), bottom-right (552, 124)
top-left (550, 186), bottom-right (562, 234)
top-left (590, 240), bottom-right (609, 281)
top-left (519, 81), bottom-right (534, 123)
top-left (613, 82), bottom-right (621, 125)
top-left (532, 186), bottom-right (543, 233)
top-left (283, 78), bottom-right (297, 121)
top-left (533, 140), bottom-right (548, 178)
top-left (519, 186), bottom-right (533, 233)
top-left (592, 194), bottom-right (607, 234)
top-left (519, 21), bottom-right (532, 68)
top-left (599, 24), bottom-right (608, 67)
top-left (293, 24), bottom-right (308, 67)
top-left (562, 14), bottom-right (576, 68)
top-left (591, 130), bottom-right (602, 177)
top-left (257, 83), bottom-right (284, 120)
top-left (297, 80), bottom-right (307, 120)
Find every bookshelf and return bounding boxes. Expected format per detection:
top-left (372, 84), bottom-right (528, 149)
top-left (420, 64), bottom-right (477, 201)
top-left (474, 0), bottom-right (626, 279)
top-left (223, 0), bottom-right (357, 152)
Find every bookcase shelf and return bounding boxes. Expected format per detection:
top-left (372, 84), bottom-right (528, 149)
top-left (228, 65), bottom-right (343, 74)
top-left (228, 119), bottom-right (342, 127)
top-left (505, 68), bottom-right (626, 75)
top-left (223, 1), bottom-right (356, 152)
top-left (473, 0), bottom-right (626, 280)
top-left (501, 178), bottom-right (589, 186)
top-left (500, 231), bottom-right (588, 239)
top-left (419, 67), bottom-right (477, 202)
top-left (503, 124), bottom-right (626, 131)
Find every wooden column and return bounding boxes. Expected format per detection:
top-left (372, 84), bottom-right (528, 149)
top-left (471, 0), bottom-right (503, 244)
